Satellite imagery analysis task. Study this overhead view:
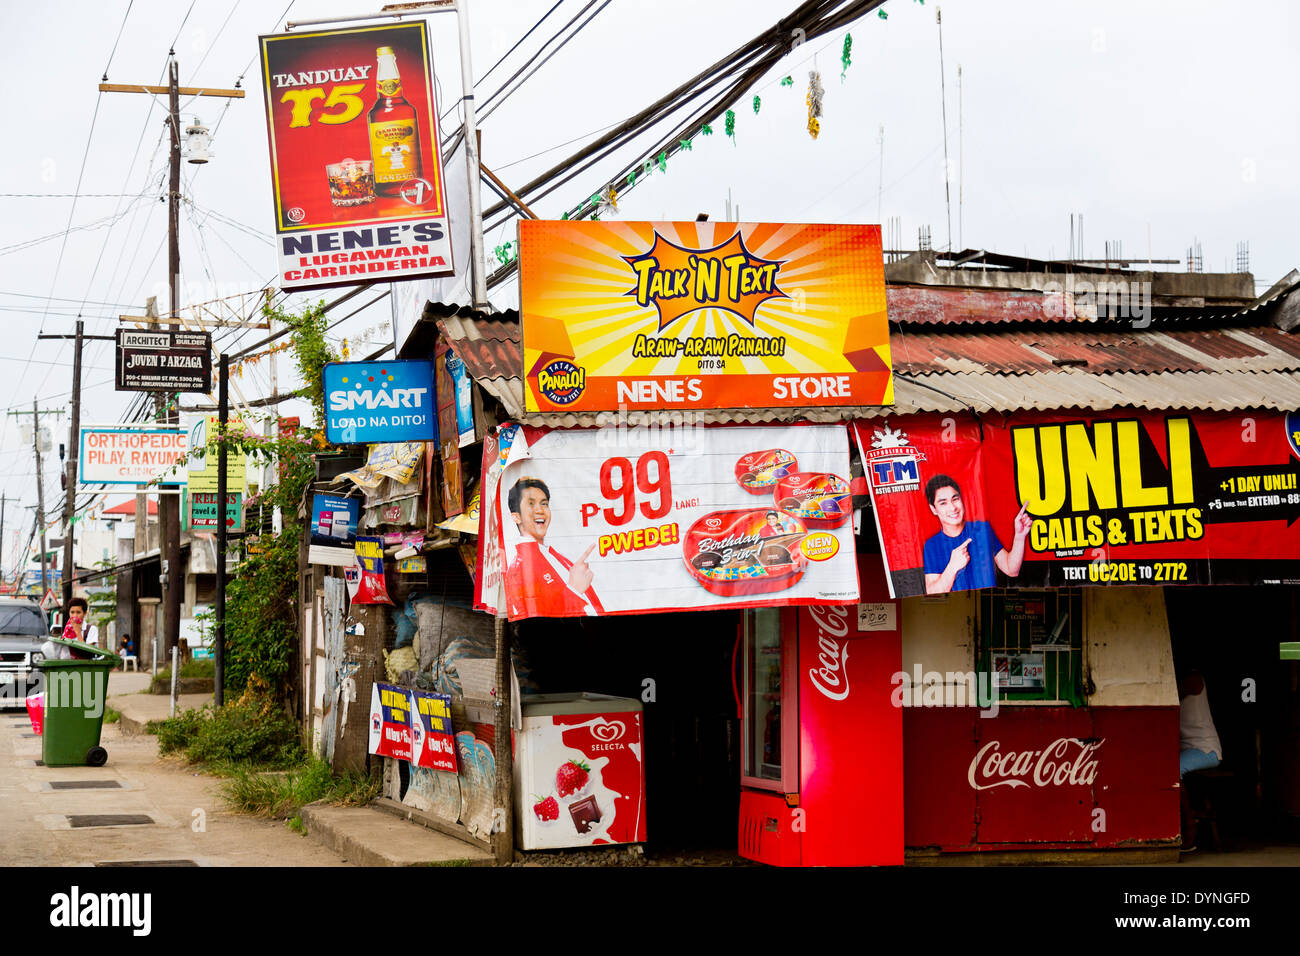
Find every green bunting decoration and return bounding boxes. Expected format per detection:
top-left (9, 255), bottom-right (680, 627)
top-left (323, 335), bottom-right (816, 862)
top-left (878, 8), bottom-right (887, 17)
top-left (553, 29), bottom-right (887, 236)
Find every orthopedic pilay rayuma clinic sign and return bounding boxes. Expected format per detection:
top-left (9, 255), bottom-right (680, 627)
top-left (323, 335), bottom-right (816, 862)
top-left (854, 410), bottom-right (1300, 598)
top-left (518, 220), bottom-right (892, 412)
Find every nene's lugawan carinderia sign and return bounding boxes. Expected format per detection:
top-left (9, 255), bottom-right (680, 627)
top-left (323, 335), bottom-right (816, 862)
top-left (519, 221), bottom-right (892, 412)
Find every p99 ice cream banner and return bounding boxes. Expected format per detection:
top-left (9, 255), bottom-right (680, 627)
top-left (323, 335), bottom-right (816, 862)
top-left (258, 22), bottom-right (454, 291)
top-left (519, 220), bottom-right (891, 413)
top-left (854, 410), bottom-right (1300, 598)
top-left (481, 424), bottom-right (859, 621)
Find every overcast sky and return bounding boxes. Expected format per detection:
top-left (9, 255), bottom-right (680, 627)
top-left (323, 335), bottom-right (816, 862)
top-left (0, 0), bottom-right (1296, 574)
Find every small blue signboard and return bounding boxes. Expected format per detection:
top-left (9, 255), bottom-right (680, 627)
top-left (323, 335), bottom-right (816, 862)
top-left (308, 493), bottom-right (362, 566)
top-left (323, 359), bottom-right (437, 444)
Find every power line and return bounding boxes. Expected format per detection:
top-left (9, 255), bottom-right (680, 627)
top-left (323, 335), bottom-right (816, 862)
top-left (438, 0), bottom-right (568, 124)
top-left (0, 201), bottom-right (150, 258)
top-left (185, 0), bottom-right (244, 86)
top-left (101, 0), bottom-right (136, 80)
top-left (0, 291), bottom-right (144, 307)
top-left (477, 0), bottom-right (615, 125)
top-left (167, 1), bottom-right (200, 55)
top-left (0, 192), bottom-right (155, 199)
top-left (486, 1), bottom-right (883, 231)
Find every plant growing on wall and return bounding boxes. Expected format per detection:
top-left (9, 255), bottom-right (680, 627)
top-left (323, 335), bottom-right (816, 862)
top-left (195, 299), bottom-right (337, 700)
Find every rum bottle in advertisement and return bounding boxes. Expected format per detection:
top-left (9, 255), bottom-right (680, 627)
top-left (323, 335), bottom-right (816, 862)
top-left (367, 45), bottom-right (422, 196)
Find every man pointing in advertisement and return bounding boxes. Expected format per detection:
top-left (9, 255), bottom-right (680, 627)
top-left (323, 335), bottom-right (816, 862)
top-left (505, 477), bottom-right (604, 617)
top-left (923, 474), bottom-right (1031, 593)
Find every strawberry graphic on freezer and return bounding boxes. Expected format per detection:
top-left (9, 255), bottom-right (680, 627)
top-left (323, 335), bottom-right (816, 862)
top-left (514, 693), bottom-right (647, 850)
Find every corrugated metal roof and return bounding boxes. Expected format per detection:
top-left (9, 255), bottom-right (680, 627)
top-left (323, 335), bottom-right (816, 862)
top-left (892, 326), bottom-right (1300, 376)
top-left (435, 291), bottom-right (1300, 420)
top-left (437, 311), bottom-right (520, 381)
top-left (888, 370), bottom-right (1300, 415)
top-left (887, 286), bottom-right (1075, 325)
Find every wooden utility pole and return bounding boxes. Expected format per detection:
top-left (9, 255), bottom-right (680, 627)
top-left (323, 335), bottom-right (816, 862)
top-left (101, 59), bottom-right (242, 660)
top-left (60, 321), bottom-right (79, 609)
top-left (161, 60), bottom-right (182, 660)
top-left (33, 404), bottom-right (50, 599)
top-left (38, 323), bottom-right (113, 608)
top-left (215, 353), bottom-right (228, 707)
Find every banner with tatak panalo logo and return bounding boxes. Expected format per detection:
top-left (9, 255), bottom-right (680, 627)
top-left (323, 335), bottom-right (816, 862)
top-left (258, 22), bottom-right (455, 291)
top-left (519, 221), bottom-right (892, 412)
top-left (323, 359), bottom-right (436, 444)
top-left (855, 410), bottom-right (1300, 598)
top-left (490, 423), bottom-right (859, 621)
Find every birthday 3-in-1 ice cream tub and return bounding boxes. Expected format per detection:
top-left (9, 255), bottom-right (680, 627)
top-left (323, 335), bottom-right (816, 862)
top-left (734, 449), bottom-right (798, 495)
top-left (683, 508), bottom-right (809, 596)
top-left (773, 472), bottom-right (852, 529)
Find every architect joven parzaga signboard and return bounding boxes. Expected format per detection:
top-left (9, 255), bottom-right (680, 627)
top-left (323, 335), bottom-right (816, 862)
top-left (518, 220), bottom-right (892, 412)
top-left (258, 22), bottom-right (454, 292)
top-left (115, 329), bottom-right (212, 393)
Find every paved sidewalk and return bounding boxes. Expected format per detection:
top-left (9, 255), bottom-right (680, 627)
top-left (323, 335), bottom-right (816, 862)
top-left (104, 670), bottom-right (490, 866)
top-left (300, 803), bottom-right (495, 866)
top-left (106, 670), bottom-right (212, 735)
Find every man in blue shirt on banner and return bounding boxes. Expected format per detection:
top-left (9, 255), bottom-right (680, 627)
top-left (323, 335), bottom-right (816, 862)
top-left (923, 474), bottom-right (1031, 594)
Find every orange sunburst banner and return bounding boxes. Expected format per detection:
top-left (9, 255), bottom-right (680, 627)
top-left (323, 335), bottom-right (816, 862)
top-left (518, 221), bottom-right (892, 413)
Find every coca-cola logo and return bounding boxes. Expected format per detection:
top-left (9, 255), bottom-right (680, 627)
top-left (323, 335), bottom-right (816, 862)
top-left (966, 737), bottom-right (1103, 791)
top-left (807, 605), bottom-right (851, 701)
top-left (591, 718), bottom-right (626, 742)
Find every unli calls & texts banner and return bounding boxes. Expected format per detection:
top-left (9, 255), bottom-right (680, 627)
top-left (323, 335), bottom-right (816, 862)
top-left (854, 411), bottom-right (1300, 598)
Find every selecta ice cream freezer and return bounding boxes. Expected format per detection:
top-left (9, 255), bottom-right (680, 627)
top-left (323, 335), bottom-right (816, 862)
top-left (514, 693), bottom-right (647, 850)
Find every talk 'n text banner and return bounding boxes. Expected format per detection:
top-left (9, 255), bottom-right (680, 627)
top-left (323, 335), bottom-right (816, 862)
top-left (258, 22), bottom-right (454, 291)
top-left (519, 221), bottom-right (891, 412)
top-left (854, 411), bottom-right (1300, 598)
top-left (491, 424), bottom-right (859, 621)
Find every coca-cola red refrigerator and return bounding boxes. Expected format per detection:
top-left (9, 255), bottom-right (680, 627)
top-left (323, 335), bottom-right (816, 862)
top-left (735, 552), bottom-right (903, 866)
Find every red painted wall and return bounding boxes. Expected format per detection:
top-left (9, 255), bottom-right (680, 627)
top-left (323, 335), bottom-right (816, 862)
top-left (904, 705), bottom-right (1179, 850)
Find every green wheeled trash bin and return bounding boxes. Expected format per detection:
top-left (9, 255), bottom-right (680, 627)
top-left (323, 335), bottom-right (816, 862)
top-left (35, 637), bottom-right (121, 767)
